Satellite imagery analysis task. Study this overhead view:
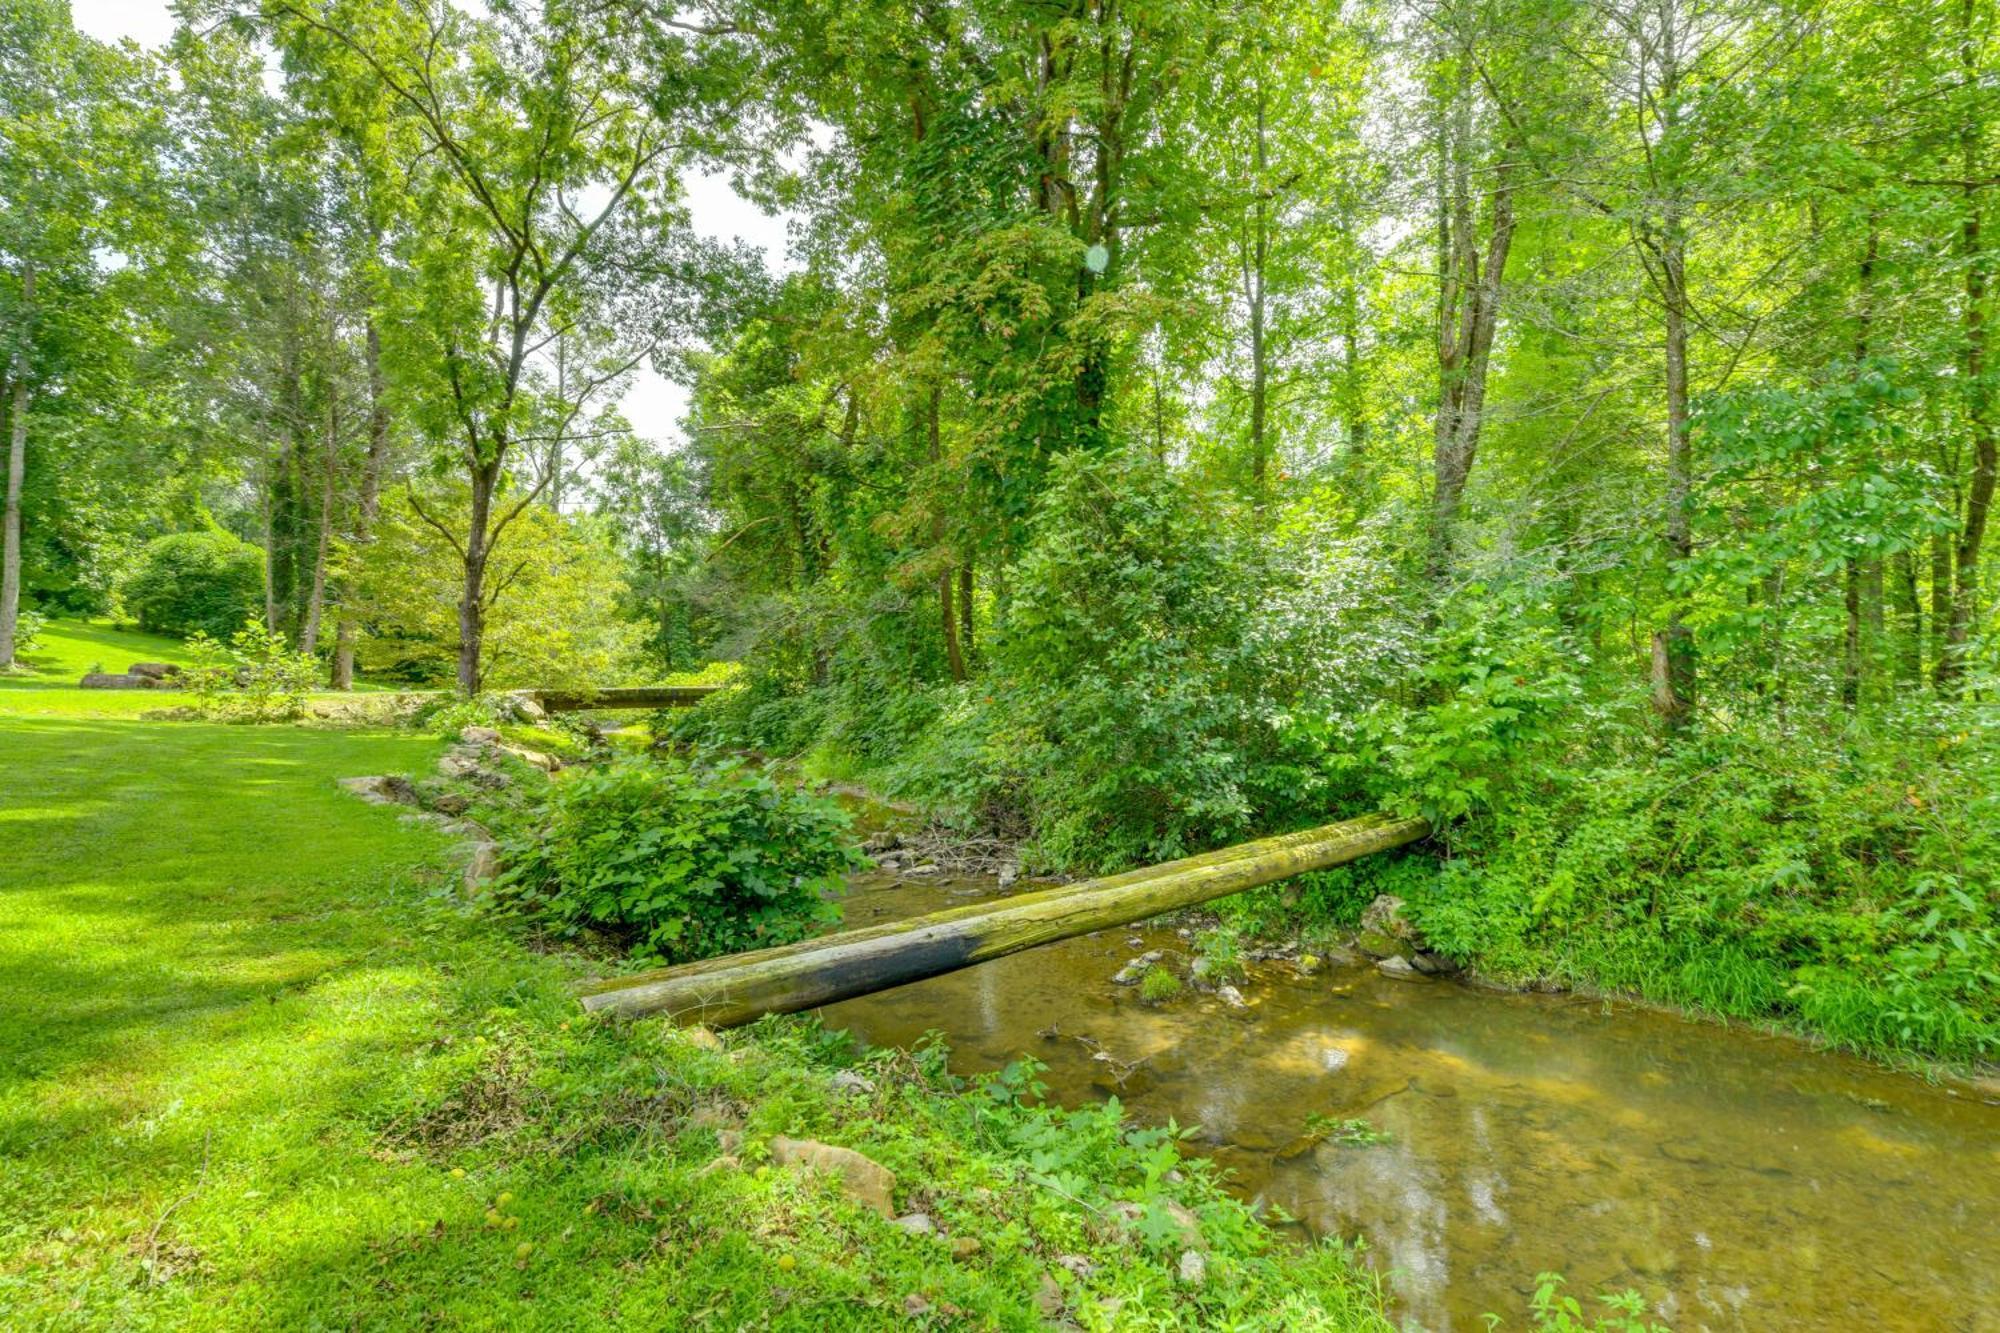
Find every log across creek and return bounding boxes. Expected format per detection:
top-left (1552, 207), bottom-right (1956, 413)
top-left (578, 810), bottom-right (1432, 1026)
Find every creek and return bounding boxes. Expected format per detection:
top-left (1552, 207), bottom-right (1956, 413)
top-left (819, 873), bottom-right (2000, 1331)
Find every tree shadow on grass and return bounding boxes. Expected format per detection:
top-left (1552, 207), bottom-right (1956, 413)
top-left (0, 717), bottom-right (449, 1093)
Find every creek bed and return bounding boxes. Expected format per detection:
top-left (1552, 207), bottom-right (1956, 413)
top-left (819, 874), bottom-right (2000, 1331)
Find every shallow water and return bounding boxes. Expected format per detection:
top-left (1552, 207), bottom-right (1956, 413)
top-left (819, 875), bottom-right (2000, 1331)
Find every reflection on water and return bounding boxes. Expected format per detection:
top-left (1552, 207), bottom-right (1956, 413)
top-left (820, 876), bottom-right (2000, 1331)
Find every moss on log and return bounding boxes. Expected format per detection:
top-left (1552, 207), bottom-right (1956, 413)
top-left (532, 685), bottom-right (722, 712)
top-left (578, 811), bottom-right (1431, 1026)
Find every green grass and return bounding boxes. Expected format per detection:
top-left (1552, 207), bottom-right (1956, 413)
top-left (3, 618), bottom-right (191, 688)
top-left (0, 693), bottom-right (1391, 1329)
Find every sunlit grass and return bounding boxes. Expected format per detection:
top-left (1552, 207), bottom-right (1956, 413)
top-left (0, 708), bottom-right (1392, 1330)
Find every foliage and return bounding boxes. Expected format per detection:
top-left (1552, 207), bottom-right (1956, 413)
top-left (349, 489), bottom-right (639, 690)
top-left (182, 619), bottom-right (321, 721)
top-left (1193, 925), bottom-right (1247, 984)
top-left (1139, 965), bottom-right (1183, 1004)
top-left (1499, 1273), bottom-right (1667, 1333)
top-left (494, 756), bottom-right (862, 964)
top-left (1399, 692), bottom-right (2000, 1066)
top-left (10, 608), bottom-right (43, 654)
top-left (119, 530), bottom-right (264, 640)
top-left (415, 691), bottom-right (519, 739)
top-left (1305, 1115), bottom-right (1392, 1148)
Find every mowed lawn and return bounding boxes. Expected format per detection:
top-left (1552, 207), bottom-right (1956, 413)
top-left (0, 711), bottom-right (462, 1326)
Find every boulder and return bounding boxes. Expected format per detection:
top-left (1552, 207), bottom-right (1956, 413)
top-left (770, 1135), bottom-right (897, 1217)
top-left (79, 672), bottom-right (148, 689)
top-left (127, 662), bottom-right (181, 680)
top-left (830, 1069), bottom-right (877, 1095)
top-left (459, 725), bottom-right (502, 745)
top-left (1410, 949), bottom-right (1459, 976)
top-left (462, 841), bottom-right (501, 892)
top-left (499, 744), bottom-right (560, 773)
top-left (1355, 894), bottom-right (1421, 958)
top-left (338, 774), bottom-right (418, 806)
top-left (1375, 955), bottom-right (1424, 981)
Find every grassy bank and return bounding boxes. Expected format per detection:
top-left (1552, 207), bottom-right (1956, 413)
top-left (0, 641), bottom-right (1393, 1328)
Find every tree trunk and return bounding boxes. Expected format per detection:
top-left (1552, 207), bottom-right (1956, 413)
top-left (0, 266), bottom-right (27, 673)
top-left (301, 389), bottom-right (339, 656)
top-left (332, 316), bottom-right (392, 690)
top-left (1931, 527), bottom-right (1953, 685)
top-left (580, 811), bottom-right (1432, 1025)
top-left (928, 385), bottom-right (965, 682)
top-left (261, 437), bottom-right (279, 634)
top-left (1429, 53), bottom-right (1516, 576)
top-left (0, 342), bottom-right (26, 668)
top-left (1842, 559), bottom-right (1862, 710)
top-left (1654, 226), bottom-right (1698, 727)
top-left (1893, 549), bottom-right (1924, 685)
top-left (1246, 77), bottom-right (1270, 490)
top-left (1940, 51), bottom-right (1994, 689)
top-left (958, 563), bottom-right (975, 669)
top-left (1340, 278), bottom-right (1367, 457)
top-left (458, 459), bottom-right (496, 694)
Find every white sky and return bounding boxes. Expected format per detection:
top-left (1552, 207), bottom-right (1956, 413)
top-left (69, 0), bottom-right (797, 452)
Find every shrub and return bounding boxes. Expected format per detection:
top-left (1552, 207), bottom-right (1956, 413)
top-left (13, 608), bottom-right (45, 652)
top-left (184, 620), bottom-right (320, 721)
top-left (121, 531), bottom-right (264, 639)
top-left (495, 756), bottom-right (864, 963)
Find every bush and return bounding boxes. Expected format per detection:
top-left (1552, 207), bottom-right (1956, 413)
top-left (121, 531), bottom-right (264, 640)
top-left (12, 608), bottom-right (45, 653)
top-left (496, 756), bottom-right (864, 963)
top-left (184, 621), bottom-right (321, 721)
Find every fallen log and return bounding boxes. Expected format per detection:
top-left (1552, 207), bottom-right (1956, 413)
top-left (531, 685), bottom-right (722, 712)
top-left (579, 810), bottom-right (1431, 1026)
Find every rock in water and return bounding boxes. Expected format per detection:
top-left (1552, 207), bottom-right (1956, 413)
top-left (1376, 955), bottom-right (1424, 981)
top-left (769, 1135), bottom-right (897, 1217)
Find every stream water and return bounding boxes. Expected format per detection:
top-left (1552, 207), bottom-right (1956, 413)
top-left (818, 874), bottom-right (2000, 1331)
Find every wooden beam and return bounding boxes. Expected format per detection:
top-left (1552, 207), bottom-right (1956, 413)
top-left (578, 811), bottom-right (1431, 1026)
top-left (530, 685), bottom-right (722, 712)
